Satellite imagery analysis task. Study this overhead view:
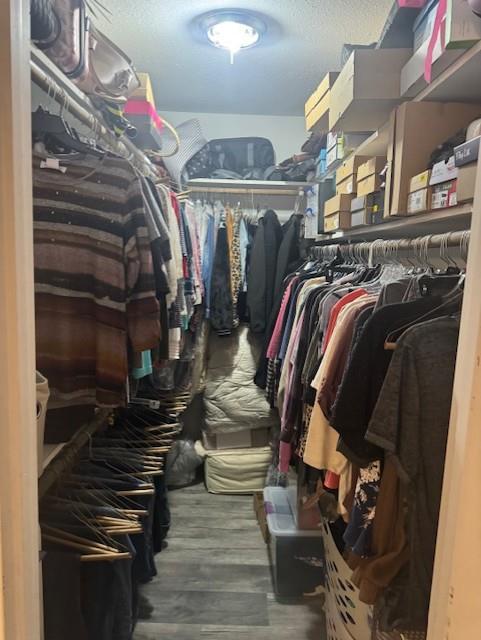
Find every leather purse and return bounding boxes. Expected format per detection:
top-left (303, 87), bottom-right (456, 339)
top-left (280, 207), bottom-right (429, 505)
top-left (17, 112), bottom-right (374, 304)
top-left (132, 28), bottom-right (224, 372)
top-left (30, 0), bottom-right (58, 43)
top-left (76, 25), bottom-right (140, 102)
top-left (38, 0), bottom-right (90, 80)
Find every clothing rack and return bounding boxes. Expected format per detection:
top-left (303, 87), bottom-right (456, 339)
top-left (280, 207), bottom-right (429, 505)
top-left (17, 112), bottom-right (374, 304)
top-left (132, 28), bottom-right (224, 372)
top-left (30, 46), bottom-right (156, 178)
top-left (38, 409), bottom-right (111, 499)
top-left (310, 230), bottom-right (471, 266)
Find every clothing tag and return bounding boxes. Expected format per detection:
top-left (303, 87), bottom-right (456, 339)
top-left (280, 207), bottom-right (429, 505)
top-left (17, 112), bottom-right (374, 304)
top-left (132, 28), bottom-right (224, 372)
top-left (40, 158), bottom-right (67, 174)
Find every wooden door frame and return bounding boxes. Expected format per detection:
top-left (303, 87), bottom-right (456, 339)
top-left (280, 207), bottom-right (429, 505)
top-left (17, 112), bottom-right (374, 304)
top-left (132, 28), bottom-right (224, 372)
top-left (428, 161), bottom-right (481, 639)
top-left (0, 1), bottom-right (41, 639)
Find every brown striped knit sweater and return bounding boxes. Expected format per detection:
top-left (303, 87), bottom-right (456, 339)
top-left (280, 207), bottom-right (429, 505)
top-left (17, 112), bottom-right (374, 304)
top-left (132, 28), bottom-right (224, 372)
top-left (33, 152), bottom-right (160, 408)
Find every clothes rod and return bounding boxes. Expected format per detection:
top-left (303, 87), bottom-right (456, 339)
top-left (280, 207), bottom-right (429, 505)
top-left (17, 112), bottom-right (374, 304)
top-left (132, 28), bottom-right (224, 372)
top-left (190, 186), bottom-right (302, 196)
top-left (30, 50), bottom-right (155, 178)
top-left (314, 230), bottom-right (471, 249)
top-left (38, 409), bottom-right (111, 498)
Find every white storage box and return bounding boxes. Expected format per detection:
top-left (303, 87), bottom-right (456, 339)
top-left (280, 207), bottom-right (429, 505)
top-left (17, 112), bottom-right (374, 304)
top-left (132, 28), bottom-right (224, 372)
top-left (264, 486), bottom-right (324, 598)
top-left (203, 446), bottom-right (272, 494)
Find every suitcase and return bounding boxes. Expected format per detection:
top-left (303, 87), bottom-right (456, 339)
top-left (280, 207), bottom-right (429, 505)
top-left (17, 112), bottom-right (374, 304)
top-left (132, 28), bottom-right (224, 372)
top-left (209, 137), bottom-right (275, 175)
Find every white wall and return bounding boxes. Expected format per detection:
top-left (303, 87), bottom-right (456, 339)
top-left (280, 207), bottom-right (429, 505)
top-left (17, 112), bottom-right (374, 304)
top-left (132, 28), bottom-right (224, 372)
top-left (160, 111), bottom-right (307, 162)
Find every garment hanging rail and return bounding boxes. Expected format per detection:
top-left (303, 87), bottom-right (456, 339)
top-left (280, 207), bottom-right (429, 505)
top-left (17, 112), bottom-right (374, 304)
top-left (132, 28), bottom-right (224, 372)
top-left (311, 230), bottom-right (471, 266)
top-left (30, 46), bottom-right (156, 178)
top-left (38, 409), bottom-right (111, 499)
top-left (189, 186), bottom-right (304, 197)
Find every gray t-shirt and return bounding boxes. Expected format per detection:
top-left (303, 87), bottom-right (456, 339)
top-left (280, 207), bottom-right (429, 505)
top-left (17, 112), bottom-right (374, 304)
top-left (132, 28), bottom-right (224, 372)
top-left (366, 316), bottom-right (459, 631)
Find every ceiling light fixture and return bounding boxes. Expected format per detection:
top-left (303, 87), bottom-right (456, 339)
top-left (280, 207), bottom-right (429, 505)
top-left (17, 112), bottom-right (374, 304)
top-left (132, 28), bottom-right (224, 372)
top-left (199, 10), bottom-right (266, 64)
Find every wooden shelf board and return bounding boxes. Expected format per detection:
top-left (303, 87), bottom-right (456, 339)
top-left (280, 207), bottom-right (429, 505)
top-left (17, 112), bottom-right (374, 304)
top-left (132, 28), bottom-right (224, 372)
top-left (315, 203), bottom-right (472, 243)
top-left (415, 41), bottom-right (481, 103)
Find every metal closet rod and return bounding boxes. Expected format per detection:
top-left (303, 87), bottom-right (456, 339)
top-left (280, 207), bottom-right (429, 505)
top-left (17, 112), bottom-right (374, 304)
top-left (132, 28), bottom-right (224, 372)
top-left (315, 230), bottom-right (471, 250)
top-left (30, 57), bottom-right (155, 177)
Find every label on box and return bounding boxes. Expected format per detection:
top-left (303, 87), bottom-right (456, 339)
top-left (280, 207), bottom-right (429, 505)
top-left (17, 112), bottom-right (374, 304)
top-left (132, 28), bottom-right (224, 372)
top-left (454, 136), bottom-right (481, 167)
top-left (408, 188), bottom-right (430, 214)
top-left (431, 180), bottom-right (457, 209)
top-left (410, 169), bottom-right (431, 193)
top-left (430, 156), bottom-right (458, 186)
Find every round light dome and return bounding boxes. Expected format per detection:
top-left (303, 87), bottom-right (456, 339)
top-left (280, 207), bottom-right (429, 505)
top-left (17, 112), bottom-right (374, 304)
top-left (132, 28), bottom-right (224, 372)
top-left (199, 10), bottom-right (266, 64)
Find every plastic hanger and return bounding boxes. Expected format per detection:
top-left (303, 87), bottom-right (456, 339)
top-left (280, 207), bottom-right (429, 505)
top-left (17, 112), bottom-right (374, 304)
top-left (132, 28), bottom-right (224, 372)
top-left (32, 107), bottom-right (104, 158)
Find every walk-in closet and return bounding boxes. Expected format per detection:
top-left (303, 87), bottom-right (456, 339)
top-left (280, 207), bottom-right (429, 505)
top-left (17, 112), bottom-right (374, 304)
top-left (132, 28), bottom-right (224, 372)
top-left (2, 1), bottom-right (481, 639)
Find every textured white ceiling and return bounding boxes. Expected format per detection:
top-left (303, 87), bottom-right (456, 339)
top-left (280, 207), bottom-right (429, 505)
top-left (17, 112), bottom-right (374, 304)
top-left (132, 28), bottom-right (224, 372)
top-left (98, 0), bottom-right (393, 116)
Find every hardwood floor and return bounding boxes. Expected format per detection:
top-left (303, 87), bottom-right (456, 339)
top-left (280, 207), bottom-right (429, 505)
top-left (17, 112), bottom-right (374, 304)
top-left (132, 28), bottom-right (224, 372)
top-left (134, 482), bottom-right (327, 640)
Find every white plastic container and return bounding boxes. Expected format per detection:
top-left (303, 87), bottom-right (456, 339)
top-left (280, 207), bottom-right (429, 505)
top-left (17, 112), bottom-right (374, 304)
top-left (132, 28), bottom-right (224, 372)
top-left (264, 486), bottom-right (324, 598)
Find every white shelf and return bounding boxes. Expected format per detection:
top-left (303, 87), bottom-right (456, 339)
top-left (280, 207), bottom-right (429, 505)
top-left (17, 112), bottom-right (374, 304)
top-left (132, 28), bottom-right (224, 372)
top-left (189, 178), bottom-right (312, 191)
top-left (315, 203), bottom-right (472, 243)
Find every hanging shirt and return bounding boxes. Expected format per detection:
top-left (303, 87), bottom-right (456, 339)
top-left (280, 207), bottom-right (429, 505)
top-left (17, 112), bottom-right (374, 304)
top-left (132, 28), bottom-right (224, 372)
top-left (33, 152), bottom-right (160, 408)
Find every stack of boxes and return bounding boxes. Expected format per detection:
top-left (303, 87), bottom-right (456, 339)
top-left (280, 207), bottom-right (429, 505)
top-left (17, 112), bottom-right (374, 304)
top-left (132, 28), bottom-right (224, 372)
top-left (323, 155), bottom-right (387, 232)
top-left (125, 72), bottom-right (163, 150)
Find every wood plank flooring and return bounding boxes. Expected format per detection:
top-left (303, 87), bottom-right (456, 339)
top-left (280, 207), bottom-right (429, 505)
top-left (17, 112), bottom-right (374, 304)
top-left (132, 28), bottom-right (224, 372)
top-left (134, 482), bottom-right (326, 640)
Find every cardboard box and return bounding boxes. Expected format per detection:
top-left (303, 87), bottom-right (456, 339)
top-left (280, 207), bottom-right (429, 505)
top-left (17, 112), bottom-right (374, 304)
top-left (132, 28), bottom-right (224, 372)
top-left (400, 38), bottom-right (464, 97)
top-left (326, 144), bottom-right (343, 168)
top-left (324, 194), bottom-right (354, 216)
top-left (327, 131), bottom-right (342, 151)
top-left (431, 180), bottom-right (458, 208)
top-left (329, 48), bottom-right (412, 132)
top-left (130, 72), bottom-right (156, 107)
top-left (384, 102), bottom-right (481, 216)
top-left (410, 169), bottom-right (431, 192)
top-left (305, 72), bottom-right (339, 132)
top-left (456, 164), bottom-right (477, 202)
top-left (407, 187), bottom-right (432, 213)
top-left (446, 0), bottom-right (481, 49)
top-left (413, 0), bottom-right (438, 51)
top-left (454, 137), bottom-right (481, 167)
top-left (351, 209), bottom-right (384, 227)
top-left (336, 176), bottom-right (356, 195)
top-left (336, 155), bottom-right (370, 184)
top-left (357, 156), bottom-right (388, 182)
top-left (324, 212), bottom-right (351, 232)
top-left (430, 156), bottom-right (458, 186)
top-left (398, 0), bottom-right (427, 6)
top-left (357, 174), bottom-right (383, 197)
top-left (351, 193), bottom-right (385, 212)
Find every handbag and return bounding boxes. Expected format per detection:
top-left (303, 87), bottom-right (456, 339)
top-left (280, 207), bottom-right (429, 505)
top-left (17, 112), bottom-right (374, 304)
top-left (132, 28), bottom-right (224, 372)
top-left (38, 0), bottom-right (90, 80)
top-left (76, 24), bottom-right (140, 102)
top-left (30, 0), bottom-right (58, 43)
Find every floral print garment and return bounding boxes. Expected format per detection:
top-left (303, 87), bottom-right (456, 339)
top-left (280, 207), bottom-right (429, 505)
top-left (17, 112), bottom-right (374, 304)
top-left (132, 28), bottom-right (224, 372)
top-left (344, 460), bottom-right (382, 558)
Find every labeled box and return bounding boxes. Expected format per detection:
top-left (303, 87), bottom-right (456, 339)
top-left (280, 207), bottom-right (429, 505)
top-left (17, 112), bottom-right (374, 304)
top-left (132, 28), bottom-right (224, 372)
top-left (324, 194), bottom-right (354, 217)
top-left (431, 180), bottom-right (458, 209)
top-left (305, 72), bottom-right (339, 132)
top-left (324, 212), bottom-right (351, 232)
top-left (430, 156), bottom-right (458, 186)
top-left (329, 48), bottom-right (412, 132)
top-left (357, 174), bottom-right (383, 197)
top-left (407, 187), bottom-right (432, 213)
top-left (454, 137), bottom-right (481, 167)
top-left (357, 156), bottom-right (387, 183)
top-left (409, 169), bottom-right (431, 192)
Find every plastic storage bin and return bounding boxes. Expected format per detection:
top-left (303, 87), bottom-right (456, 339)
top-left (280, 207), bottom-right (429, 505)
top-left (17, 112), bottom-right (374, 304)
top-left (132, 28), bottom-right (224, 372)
top-left (264, 486), bottom-right (324, 598)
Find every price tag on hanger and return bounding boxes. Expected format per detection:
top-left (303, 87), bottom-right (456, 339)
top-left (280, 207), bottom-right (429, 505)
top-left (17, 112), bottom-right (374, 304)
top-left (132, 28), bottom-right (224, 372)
top-left (40, 158), bottom-right (67, 174)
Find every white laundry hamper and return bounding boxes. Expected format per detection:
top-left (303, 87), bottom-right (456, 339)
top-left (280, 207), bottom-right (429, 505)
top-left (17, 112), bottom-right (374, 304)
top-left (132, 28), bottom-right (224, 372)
top-left (321, 519), bottom-right (426, 640)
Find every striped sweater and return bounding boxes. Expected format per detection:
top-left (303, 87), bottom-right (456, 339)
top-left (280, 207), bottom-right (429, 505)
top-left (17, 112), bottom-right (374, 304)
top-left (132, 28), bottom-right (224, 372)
top-left (33, 152), bottom-right (160, 408)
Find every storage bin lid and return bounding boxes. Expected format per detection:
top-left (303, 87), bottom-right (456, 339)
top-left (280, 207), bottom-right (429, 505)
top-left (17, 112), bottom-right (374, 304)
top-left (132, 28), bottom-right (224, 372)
top-left (264, 486), bottom-right (323, 538)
